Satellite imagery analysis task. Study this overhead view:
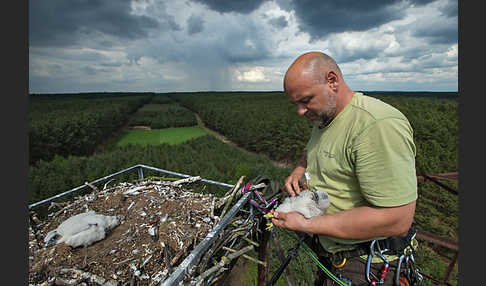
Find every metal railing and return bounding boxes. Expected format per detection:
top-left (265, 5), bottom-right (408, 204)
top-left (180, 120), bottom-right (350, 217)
top-left (416, 172), bottom-right (459, 286)
top-left (28, 164), bottom-right (234, 210)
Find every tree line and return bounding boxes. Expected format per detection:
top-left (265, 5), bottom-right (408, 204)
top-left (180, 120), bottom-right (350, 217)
top-left (127, 95), bottom-right (197, 129)
top-left (29, 93), bottom-right (152, 165)
top-left (170, 91), bottom-right (458, 175)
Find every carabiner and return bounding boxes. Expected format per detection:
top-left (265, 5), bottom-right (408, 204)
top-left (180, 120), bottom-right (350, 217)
top-left (394, 254), bottom-right (406, 286)
top-left (366, 240), bottom-right (390, 285)
top-left (365, 241), bottom-right (376, 284)
top-left (407, 252), bottom-right (423, 283)
top-left (375, 251), bottom-right (390, 284)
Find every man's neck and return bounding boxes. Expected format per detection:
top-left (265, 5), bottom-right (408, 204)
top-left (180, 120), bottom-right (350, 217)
top-left (335, 89), bottom-right (355, 115)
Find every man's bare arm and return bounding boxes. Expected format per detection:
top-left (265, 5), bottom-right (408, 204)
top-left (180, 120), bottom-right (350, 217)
top-left (272, 200), bottom-right (416, 239)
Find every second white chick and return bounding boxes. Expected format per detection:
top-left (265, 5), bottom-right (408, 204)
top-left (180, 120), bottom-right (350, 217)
top-left (44, 210), bottom-right (120, 248)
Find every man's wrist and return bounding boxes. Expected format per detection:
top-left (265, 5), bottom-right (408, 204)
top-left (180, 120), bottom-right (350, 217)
top-left (296, 150), bottom-right (307, 168)
top-left (297, 214), bottom-right (313, 233)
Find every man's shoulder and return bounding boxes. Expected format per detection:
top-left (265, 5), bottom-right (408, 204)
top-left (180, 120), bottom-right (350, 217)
top-left (350, 93), bottom-right (406, 122)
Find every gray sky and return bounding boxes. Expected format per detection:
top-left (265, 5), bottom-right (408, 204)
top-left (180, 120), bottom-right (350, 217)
top-left (29, 0), bottom-right (458, 93)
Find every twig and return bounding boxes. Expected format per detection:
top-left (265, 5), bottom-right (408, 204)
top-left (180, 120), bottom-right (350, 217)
top-left (216, 176), bottom-right (245, 210)
top-left (210, 196), bottom-right (216, 219)
top-left (195, 267), bottom-right (228, 286)
top-left (103, 179), bottom-right (115, 190)
top-left (191, 245), bottom-right (254, 285)
top-left (222, 246), bottom-right (266, 267)
top-left (162, 242), bottom-right (173, 273)
top-left (54, 268), bottom-right (118, 286)
top-left (242, 237), bottom-right (259, 247)
top-left (49, 202), bottom-right (77, 219)
top-left (84, 182), bottom-right (99, 192)
top-left (140, 254), bottom-right (153, 269)
top-left (54, 277), bottom-right (83, 286)
top-left (48, 201), bottom-right (67, 211)
top-left (114, 257), bottom-right (133, 265)
top-left (229, 176), bottom-right (246, 197)
top-left (220, 176), bottom-right (246, 218)
top-left (171, 176), bottom-right (201, 186)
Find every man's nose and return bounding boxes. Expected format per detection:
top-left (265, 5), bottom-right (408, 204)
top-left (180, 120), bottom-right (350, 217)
top-left (297, 104), bottom-right (307, 116)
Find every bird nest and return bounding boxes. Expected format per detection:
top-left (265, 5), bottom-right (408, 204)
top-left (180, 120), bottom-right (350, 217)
top-left (28, 178), bottom-right (224, 286)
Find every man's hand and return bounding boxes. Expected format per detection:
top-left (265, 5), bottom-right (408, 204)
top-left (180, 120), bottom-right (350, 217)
top-left (270, 210), bottom-right (308, 232)
top-left (284, 166), bottom-right (306, 196)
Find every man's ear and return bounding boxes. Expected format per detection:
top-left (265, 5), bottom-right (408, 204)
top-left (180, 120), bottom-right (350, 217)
top-left (326, 70), bottom-right (339, 91)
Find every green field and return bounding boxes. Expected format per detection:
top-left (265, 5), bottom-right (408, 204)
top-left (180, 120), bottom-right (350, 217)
top-left (112, 127), bottom-right (208, 147)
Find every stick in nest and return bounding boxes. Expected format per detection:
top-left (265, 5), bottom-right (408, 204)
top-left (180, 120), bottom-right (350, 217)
top-left (190, 245), bottom-right (254, 285)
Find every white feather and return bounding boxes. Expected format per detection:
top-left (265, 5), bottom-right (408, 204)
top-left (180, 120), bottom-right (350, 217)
top-left (275, 190), bottom-right (330, 218)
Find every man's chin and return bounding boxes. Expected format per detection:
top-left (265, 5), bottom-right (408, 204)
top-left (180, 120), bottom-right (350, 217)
top-left (312, 119), bottom-right (323, 127)
top-left (314, 116), bottom-right (333, 129)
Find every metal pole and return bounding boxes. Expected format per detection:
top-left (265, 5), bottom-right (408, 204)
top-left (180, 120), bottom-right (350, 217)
top-left (138, 164), bottom-right (234, 189)
top-left (28, 164), bottom-right (141, 209)
top-left (137, 166), bottom-right (144, 180)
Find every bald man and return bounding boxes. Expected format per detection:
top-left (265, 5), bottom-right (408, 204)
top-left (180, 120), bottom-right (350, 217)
top-left (271, 52), bottom-right (418, 285)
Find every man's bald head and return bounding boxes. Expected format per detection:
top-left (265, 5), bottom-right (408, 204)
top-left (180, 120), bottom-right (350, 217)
top-left (283, 51), bottom-right (354, 128)
top-left (284, 51), bottom-right (342, 90)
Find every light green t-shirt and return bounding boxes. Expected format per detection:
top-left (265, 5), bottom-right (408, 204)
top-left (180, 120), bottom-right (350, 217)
top-left (305, 92), bottom-right (418, 254)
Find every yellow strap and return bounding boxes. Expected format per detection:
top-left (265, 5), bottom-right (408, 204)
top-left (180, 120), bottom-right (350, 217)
top-left (332, 257), bottom-right (347, 268)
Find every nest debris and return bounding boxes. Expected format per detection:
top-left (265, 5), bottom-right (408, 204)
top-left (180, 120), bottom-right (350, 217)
top-left (29, 178), bottom-right (223, 286)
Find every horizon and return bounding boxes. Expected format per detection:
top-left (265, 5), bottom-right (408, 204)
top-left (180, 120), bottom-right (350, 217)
top-left (29, 90), bottom-right (459, 96)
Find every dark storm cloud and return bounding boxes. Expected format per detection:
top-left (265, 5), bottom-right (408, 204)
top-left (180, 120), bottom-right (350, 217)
top-left (29, 0), bottom-right (159, 47)
top-left (412, 22), bottom-right (457, 44)
top-left (29, 47), bottom-right (109, 62)
top-left (283, 0), bottom-right (438, 40)
top-left (268, 16), bottom-right (288, 29)
top-left (187, 14), bottom-right (204, 35)
top-left (330, 44), bottom-right (386, 64)
top-left (410, 0), bottom-right (458, 46)
top-left (190, 0), bottom-right (268, 14)
top-left (439, 0), bottom-right (458, 18)
top-left (217, 23), bottom-right (271, 63)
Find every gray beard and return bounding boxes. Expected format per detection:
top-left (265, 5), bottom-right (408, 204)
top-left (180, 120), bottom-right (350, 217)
top-left (315, 114), bottom-right (334, 129)
top-left (315, 94), bottom-right (337, 129)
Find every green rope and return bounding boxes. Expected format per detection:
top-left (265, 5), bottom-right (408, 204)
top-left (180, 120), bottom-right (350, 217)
top-left (281, 229), bottom-right (350, 286)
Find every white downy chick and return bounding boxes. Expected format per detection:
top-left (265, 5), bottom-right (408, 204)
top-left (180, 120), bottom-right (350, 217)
top-left (275, 190), bottom-right (330, 218)
top-left (44, 210), bottom-right (120, 248)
